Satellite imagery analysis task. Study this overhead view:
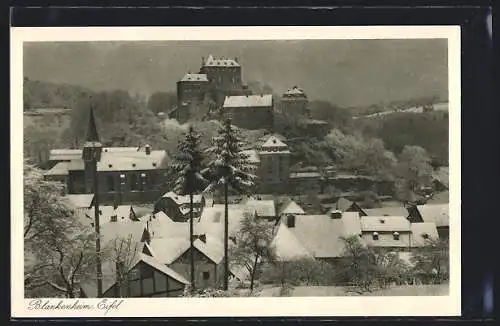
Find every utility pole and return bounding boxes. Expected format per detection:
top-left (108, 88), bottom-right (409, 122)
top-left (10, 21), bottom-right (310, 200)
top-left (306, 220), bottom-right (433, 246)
top-left (93, 155), bottom-right (102, 297)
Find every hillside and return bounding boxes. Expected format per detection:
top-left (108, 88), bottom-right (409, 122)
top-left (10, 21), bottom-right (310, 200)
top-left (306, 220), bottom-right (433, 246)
top-left (23, 78), bottom-right (94, 110)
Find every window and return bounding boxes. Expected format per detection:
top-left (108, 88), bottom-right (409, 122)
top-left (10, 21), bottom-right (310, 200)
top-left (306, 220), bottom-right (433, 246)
top-left (372, 232), bottom-right (379, 241)
top-left (287, 215), bottom-right (296, 228)
top-left (422, 233), bottom-right (429, 239)
top-left (393, 232), bottom-right (400, 240)
top-left (203, 271), bottom-right (210, 280)
top-left (107, 175), bottom-right (115, 191)
top-left (130, 174), bottom-right (138, 191)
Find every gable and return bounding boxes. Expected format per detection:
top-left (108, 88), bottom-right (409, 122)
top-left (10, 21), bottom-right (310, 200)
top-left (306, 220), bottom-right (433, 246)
top-left (172, 246), bottom-right (216, 265)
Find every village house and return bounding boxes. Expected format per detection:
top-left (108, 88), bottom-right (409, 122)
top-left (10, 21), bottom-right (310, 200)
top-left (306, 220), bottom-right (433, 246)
top-left (153, 191), bottom-right (206, 222)
top-left (145, 235), bottom-right (224, 290)
top-left (80, 252), bottom-right (189, 298)
top-left (78, 219), bottom-right (191, 298)
top-left (360, 216), bottom-right (412, 251)
top-left (44, 108), bottom-right (168, 205)
top-left (327, 197), bottom-right (367, 217)
top-left (407, 203), bottom-right (449, 239)
top-left (274, 212), bottom-right (362, 264)
top-left (83, 204), bottom-right (139, 227)
top-left (363, 206), bottom-right (410, 218)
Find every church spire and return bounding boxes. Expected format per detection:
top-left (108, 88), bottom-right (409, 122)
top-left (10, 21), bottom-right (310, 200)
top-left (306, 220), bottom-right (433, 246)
top-left (86, 106), bottom-right (100, 142)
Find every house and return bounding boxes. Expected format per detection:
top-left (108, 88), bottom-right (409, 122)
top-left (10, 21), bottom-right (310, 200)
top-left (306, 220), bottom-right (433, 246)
top-left (277, 212), bottom-right (362, 263)
top-left (242, 199), bottom-right (276, 221)
top-left (277, 198), bottom-right (306, 216)
top-left (327, 197), bottom-right (367, 216)
top-left (363, 206), bottom-right (410, 218)
top-left (80, 253), bottom-right (189, 298)
top-left (223, 94), bottom-right (274, 130)
top-left (360, 216), bottom-right (412, 251)
top-left (79, 219), bottom-right (190, 298)
top-left (407, 204), bottom-right (449, 239)
top-left (271, 222), bottom-right (314, 261)
top-left (410, 222), bottom-right (440, 247)
top-left (146, 235), bottom-right (224, 289)
top-left (153, 191), bottom-right (205, 222)
top-left (45, 108), bottom-right (168, 205)
top-left (84, 205), bottom-right (138, 226)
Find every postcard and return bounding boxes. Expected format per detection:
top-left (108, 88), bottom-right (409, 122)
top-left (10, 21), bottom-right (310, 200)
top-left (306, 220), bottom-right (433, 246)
top-left (12, 25), bottom-right (461, 317)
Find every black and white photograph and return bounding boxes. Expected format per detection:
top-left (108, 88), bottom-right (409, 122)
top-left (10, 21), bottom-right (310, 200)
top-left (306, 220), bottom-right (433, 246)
top-left (12, 26), bottom-right (461, 317)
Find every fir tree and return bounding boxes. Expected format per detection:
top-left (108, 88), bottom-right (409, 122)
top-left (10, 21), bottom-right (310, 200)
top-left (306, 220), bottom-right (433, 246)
top-left (204, 118), bottom-right (257, 290)
top-left (170, 125), bottom-right (206, 291)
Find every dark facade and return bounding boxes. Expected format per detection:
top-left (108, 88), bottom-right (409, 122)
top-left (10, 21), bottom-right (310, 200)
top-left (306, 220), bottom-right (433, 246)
top-left (176, 74), bottom-right (210, 103)
top-left (99, 260), bottom-right (186, 298)
top-left (223, 94), bottom-right (274, 131)
top-left (153, 194), bottom-right (206, 222)
top-left (199, 55), bottom-right (243, 93)
top-left (68, 168), bottom-right (166, 205)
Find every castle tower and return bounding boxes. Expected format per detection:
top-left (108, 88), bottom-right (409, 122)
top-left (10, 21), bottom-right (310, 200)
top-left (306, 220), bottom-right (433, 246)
top-left (280, 85), bottom-right (309, 118)
top-left (258, 135), bottom-right (290, 191)
top-left (199, 54), bottom-right (243, 105)
top-left (82, 106), bottom-right (103, 193)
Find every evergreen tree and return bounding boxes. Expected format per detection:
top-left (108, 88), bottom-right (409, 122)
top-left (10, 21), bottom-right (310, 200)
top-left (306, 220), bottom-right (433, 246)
top-left (170, 125), bottom-right (206, 291)
top-left (204, 118), bottom-right (257, 290)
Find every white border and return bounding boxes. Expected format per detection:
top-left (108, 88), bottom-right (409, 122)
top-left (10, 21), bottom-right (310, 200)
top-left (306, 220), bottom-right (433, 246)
top-left (11, 26), bottom-right (461, 318)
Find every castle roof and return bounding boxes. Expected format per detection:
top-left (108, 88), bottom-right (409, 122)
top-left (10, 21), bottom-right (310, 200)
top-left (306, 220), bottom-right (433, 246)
top-left (261, 135), bottom-right (288, 148)
top-left (283, 86), bottom-right (307, 97)
top-left (203, 54), bottom-right (240, 67)
top-left (180, 73), bottom-right (208, 82)
top-left (223, 94), bottom-right (273, 108)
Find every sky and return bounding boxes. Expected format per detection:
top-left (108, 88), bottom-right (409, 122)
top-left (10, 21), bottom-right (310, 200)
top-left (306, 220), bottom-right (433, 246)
top-left (23, 39), bottom-right (448, 108)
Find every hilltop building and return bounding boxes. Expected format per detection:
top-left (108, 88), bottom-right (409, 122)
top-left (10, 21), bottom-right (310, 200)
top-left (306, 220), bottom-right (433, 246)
top-left (172, 55), bottom-right (252, 123)
top-left (223, 94), bottom-right (274, 130)
top-left (274, 86), bottom-right (330, 138)
top-left (44, 108), bottom-right (168, 205)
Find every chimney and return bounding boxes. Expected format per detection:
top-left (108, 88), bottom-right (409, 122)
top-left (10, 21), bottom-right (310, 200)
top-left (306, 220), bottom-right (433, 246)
top-left (330, 210), bottom-right (342, 219)
top-left (235, 57), bottom-right (238, 63)
top-left (145, 144), bottom-right (151, 155)
top-left (201, 56), bottom-right (205, 65)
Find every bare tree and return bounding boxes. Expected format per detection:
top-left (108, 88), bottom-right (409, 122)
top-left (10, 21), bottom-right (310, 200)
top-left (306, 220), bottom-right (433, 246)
top-left (24, 161), bottom-right (99, 298)
top-left (230, 213), bottom-right (275, 293)
top-left (106, 234), bottom-right (141, 298)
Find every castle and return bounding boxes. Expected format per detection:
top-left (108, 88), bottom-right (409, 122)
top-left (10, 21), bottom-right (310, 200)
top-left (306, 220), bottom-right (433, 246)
top-left (171, 55), bottom-right (324, 134)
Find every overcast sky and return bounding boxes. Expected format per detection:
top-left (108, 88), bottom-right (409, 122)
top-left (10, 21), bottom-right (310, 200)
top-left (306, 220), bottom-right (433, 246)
top-left (23, 39), bottom-right (448, 107)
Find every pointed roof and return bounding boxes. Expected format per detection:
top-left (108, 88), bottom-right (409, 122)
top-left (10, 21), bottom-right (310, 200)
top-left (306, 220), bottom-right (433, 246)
top-left (86, 107), bottom-right (100, 142)
top-left (261, 135), bottom-right (288, 148)
top-left (271, 223), bottom-right (314, 261)
top-left (278, 199), bottom-right (306, 215)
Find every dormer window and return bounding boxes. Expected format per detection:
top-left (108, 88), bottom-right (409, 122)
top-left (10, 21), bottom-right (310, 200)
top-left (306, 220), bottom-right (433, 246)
top-left (393, 232), bottom-right (400, 240)
top-left (372, 232), bottom-right (379, 240)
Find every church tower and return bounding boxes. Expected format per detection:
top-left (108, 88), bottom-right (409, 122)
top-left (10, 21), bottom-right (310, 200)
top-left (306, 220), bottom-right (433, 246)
top-left (82, 106), bottom-right (103, 193)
